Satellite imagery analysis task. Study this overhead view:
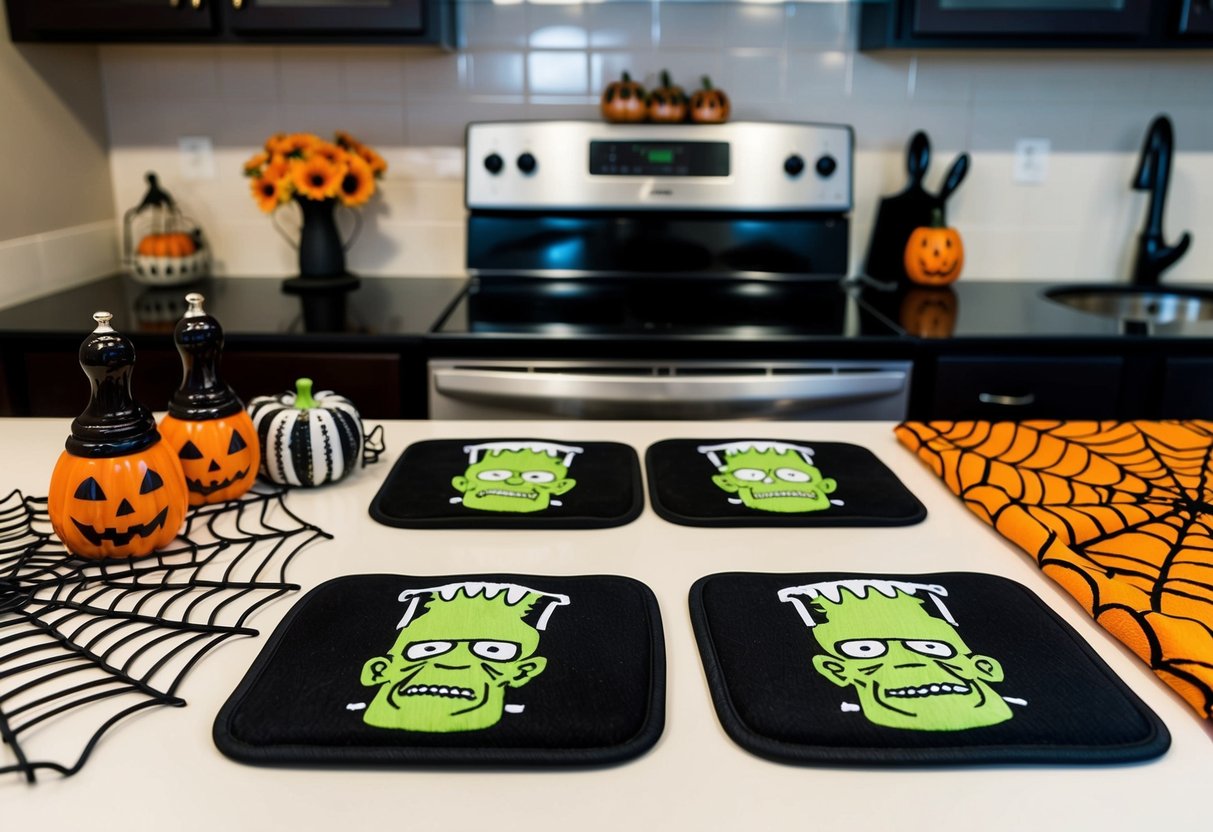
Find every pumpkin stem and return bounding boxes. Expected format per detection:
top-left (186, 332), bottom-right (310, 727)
top-left (929, 207), bottom-right (946, 228)
top-left (701, 75), bottom-right (713, 90)
top-left (293, 378), bottom-right (319, 410)
top-left (621, 71), bottom-right (631, 83)
top-left (661, 70), bottom-right (672, 88)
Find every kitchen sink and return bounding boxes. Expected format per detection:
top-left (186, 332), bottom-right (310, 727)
top-left (1044, 284), bottom-right (1213, 325)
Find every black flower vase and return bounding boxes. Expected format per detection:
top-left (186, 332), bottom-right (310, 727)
top-left (297, 197), bottom-right (345, 279)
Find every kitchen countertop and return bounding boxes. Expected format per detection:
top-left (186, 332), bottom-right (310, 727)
top-left (0, 275), bottom-right (467, 344)
top-left (4, 418), bottom-right (1210, 830)
top-left (4, 274), bottom-right (1213, 345)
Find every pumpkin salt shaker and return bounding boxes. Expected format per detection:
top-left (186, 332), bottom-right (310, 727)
top-left (48, 312), bottom-right (189, 559)
top-left (248, 378), bottom-right (366, 488)
top-left (158, 293), bottom-right (261, 505)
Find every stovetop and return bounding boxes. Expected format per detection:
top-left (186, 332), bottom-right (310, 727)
top-left (434, 277), bottom-right (902, 338)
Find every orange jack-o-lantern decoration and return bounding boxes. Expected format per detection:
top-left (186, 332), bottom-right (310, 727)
top-left (49, 447), bottom-right (188, 559)
top-left (646, 71), bottom-right (687, 124)
top-left (158, 293), bottom-right (260, 505)
top-left (899, 287), bottom-right (958, 338)
top-left (159, 414), bottom-right (259, 505)
top-left (689, 76), bottom-right (730, 124)
top-left (601, 71), bottom-right (647, 123)
top-left (904, 209), bottom-right (964, 286)
top-left (48, 312), bottom-right (188, 559)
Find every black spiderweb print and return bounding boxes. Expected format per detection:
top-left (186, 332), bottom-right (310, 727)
top-left (0, 485), bottom-right (330, 781)
top-left (897, 419), bottom-right (1213, 719)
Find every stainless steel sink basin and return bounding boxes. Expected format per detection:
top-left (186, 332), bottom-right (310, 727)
top-left (1044, 285), bottom-right (1213, 325)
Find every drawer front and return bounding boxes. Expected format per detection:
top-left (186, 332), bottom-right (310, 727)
top-left (25, 350), bottom-right (402, 419)
top-left (1161, 357), bottom-right (1213, 418)
top-left (930, 356), bottom-right (1123, 420)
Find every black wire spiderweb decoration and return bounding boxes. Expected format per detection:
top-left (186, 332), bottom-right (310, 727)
top-left (0, 485), bottom-right (331, 782)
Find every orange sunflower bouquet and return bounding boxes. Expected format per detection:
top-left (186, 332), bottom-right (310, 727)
top-left (244, 131), bottom-right (387, 213)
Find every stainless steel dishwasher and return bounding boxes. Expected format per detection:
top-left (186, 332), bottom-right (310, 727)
top-left (430, 120), bottom-right (909, 421)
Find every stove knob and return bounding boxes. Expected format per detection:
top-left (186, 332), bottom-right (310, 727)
top-left (483, 153), bottom-right (504, 175)
top-left (815, 154), bottom-right (838, 178)
top-left (516, 152), bottom-right (537, 175)
top-left (783, 154), bottom-right (805, 177)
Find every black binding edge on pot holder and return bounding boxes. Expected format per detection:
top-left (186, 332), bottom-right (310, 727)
top-left (369, 439), bottom-right (645, 530)
top-left (689, 571), bottom-right (1170, 766)
top-left (645, 439), bottom-right (927, 528)
top-left (214, 573), bottom-right (665, 768)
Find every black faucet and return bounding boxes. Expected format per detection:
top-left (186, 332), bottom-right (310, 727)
top-left (1131, 114), bottom-right (1191, 286)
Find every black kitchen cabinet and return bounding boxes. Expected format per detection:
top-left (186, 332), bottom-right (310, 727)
top-left (21, 348), bottom-right (404, 418)
top-left (924, 355), bottom-right (1125, 419)
top-left (4, 0), bottom-right (453, 44)
top-left (1160, 356), bottom-right (1213, 417)
top-left (860, 0), bottom-right (1213, 48)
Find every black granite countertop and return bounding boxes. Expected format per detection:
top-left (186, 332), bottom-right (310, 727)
top-left (1, 274), bottom-right (1212, 346)
top-left (0, 275), bottom-right (468, 344)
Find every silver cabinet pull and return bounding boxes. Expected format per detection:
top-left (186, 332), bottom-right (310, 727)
top-left (978, 392), bottom-right (1036, 407)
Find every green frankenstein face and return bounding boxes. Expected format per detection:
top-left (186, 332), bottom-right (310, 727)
top-left (779, 580), bottom-right (1014, 732)
top-left (700, 442), bottom-right (838, 514)
top-left (452, 442), bottom-right (581, 514)
top-left (360, 582), bottom-right (568, 733)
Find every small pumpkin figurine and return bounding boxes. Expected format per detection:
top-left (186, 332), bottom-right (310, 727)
top-left (689, 76), bottom-right (730, 124)
top-left (158, 293), bottom-right (261, 505)
top-left (601, 71), bottom-right (647, 124)
top-left (904, 208), bottom-right (965, 286)
top-left (248, 378), bottom-right (366, 487)
top-left (646, 71), bottom-right (687, 124)
top-left (48, 312), bottom-right (189, 559)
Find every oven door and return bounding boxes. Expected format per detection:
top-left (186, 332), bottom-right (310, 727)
top-left (428, 360), bottom-right (912, 421)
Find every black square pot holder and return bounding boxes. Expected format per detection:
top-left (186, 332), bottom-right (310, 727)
top-left (689, 571), bottom-right (1170, 766)
top-left (370, 439), bottom-right (643, 529)
top-left (646, 439), bottom-right (926, 527)
top-left (214, 573), bottom-right (665, 767)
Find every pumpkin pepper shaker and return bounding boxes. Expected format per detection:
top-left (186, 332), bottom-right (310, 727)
top-left (248, 378), bottom-right (366, 488)
top-left (48, 312), bottom-right (189, 559)
top-left (904, 208), bottom-right (965, 286)
top-left (158, 293), bottom-right (261, 505)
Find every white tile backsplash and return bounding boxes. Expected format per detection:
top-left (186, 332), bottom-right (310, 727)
top-left (83, 1), bottom-right (1213, 284)
top-left (0, 221), bottom-right (120, 308)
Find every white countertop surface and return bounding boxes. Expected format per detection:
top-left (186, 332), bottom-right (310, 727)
top-left (4, 418), bottom-right (1211, 830)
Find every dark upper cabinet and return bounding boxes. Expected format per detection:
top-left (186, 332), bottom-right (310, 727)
top-left (861, 0), bottom-right (1213, 48)
top-left (5, 0), bottom-right (452, 44)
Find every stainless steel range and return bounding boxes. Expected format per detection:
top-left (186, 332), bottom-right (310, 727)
top-left (429, 120), bottom-right (910, 421)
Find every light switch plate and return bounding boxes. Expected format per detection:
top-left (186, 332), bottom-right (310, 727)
top-left (178, 136), bottom-right (216, 180)
top-left (1012, 138), bottom-right (1050, 185)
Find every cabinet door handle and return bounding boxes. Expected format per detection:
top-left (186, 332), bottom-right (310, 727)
top-left (232, 0), bottom-right (243, 8)
top-left (978, 392), bottom-right (1036, 407)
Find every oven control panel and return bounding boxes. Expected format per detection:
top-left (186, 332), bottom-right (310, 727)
top-left (466, 121), bottom-right (852, 212)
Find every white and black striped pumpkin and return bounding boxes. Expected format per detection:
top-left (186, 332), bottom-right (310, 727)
top-left (248, 378), bottom-right (364, 487)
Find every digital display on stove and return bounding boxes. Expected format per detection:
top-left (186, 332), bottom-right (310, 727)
top-left (589, 141), bottom-right (730, 177)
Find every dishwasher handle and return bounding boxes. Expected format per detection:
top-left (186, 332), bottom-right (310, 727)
top-left (432, 367), bottom-right (909, 419)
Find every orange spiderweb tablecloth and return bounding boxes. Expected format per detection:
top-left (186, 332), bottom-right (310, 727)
top-left (896, 420), bottom-right (1213, 719)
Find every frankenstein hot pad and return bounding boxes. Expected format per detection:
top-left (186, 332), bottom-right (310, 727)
top-left (690, 571), bottom-right (1169, 765)
top-left (214, 573), bottom-right (665, 767)
top-left (646, 439), bottom-right (926, 527)
top-left (370, 439), bottom-right (643, 529)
